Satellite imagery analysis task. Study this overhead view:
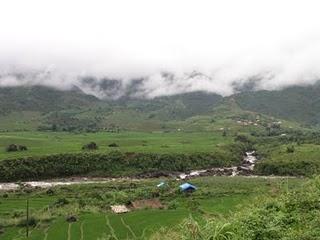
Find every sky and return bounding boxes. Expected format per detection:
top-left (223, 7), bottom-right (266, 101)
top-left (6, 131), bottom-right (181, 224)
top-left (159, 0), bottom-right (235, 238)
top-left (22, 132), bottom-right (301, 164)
top-left (1, 0), bottom-right (320, 98)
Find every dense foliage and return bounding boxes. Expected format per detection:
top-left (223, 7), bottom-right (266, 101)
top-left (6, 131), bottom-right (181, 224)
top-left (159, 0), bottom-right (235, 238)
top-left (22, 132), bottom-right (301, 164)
top-left (255, 156), bottom-right (320, 176)
top-left (0, 143), bottom-right (245, 181)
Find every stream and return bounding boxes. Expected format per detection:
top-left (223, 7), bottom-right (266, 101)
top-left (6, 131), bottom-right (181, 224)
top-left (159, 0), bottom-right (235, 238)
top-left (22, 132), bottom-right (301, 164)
top-left (0, 151), bottom-right (285, 191)
top-left (178, 151), bottom-right (257, 179)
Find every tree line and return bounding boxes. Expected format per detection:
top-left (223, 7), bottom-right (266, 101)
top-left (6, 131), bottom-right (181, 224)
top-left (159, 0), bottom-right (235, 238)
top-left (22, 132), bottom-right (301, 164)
top-left (0, 143), bottom-right (246, 182)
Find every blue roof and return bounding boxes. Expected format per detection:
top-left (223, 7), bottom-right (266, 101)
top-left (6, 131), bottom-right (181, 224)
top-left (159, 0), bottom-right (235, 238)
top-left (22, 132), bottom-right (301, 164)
top-left (179, 183), bottom-right (197, 191)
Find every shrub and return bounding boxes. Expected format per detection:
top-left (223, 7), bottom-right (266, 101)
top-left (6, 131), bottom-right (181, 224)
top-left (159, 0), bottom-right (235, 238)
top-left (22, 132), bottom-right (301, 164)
top-left (5, 144), bottom-right (28, 152)
top-left (6, 144), bottom-right (18, 152)
top-left (18, 145), bottom-right (28, 151)
top-left (82, 142), bottom-right (98, 150)
top-left (66, 215), bottom-right (77, 222)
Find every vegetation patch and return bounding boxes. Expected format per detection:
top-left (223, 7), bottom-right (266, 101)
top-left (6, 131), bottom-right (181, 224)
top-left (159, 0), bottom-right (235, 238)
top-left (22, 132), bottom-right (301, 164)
top-left (255, 144), bottom-right (320, 176)
top-left (157, 177), bottom-right (320, 240)
top-left (0, 145), bottom-right (245, 182)
top-left (5, 144), bottom-right (28, 152)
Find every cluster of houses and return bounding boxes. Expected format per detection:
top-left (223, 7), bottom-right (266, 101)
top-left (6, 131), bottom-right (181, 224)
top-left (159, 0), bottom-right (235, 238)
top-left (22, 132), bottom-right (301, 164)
top-left (235, 116), bottom-right (284, 130)
top-left (236, 119), bottom-right (259, 126)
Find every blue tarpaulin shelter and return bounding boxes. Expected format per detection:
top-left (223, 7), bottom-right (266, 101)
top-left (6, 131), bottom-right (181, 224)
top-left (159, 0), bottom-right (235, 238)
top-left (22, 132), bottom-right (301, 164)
top-left (157, 182), bottom-right (165, 188)
top-left (179, 183), bottom-right (197, 192)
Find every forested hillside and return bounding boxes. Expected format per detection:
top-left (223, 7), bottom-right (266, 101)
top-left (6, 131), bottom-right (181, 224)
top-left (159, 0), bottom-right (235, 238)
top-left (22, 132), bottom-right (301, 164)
top-left (2, 83), bottom-right (320, 132)
top-left (234, 84), bottom-right (320, 125)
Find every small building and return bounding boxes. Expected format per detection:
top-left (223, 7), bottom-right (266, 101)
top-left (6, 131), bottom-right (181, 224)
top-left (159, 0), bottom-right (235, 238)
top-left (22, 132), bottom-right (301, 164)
top-left (179, 183), bottom-right (197, 192)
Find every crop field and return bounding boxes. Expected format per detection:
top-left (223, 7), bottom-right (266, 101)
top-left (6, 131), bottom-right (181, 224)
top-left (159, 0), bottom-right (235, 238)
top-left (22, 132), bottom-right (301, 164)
top-left (0, 176), bottom-right (305, 240)
top-left (0, 131), bottom-right (234, 160)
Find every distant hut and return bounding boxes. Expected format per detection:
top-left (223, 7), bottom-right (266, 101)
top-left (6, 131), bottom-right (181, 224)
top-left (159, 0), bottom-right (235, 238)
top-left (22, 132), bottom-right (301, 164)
top-left (179, 183), bottom-right (197, 193)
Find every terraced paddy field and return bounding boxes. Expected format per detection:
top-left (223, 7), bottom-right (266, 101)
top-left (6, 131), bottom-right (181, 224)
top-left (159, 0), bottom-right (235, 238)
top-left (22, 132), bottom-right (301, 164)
top-left (0, 176), bottom-right (305, 240)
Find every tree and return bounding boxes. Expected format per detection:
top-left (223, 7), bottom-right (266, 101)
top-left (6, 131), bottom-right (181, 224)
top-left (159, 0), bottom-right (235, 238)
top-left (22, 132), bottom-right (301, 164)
top-left (6, 144), bottom-right (18, 152)
top-left (18, 145), bottom-right (28, 151)
top-left (6, 144), bottom-right (28, 152)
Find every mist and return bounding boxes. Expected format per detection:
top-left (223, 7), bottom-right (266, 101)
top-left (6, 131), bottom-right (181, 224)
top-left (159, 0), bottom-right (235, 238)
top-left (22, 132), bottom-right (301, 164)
top-left (1, 0), bottom-right (320, 98)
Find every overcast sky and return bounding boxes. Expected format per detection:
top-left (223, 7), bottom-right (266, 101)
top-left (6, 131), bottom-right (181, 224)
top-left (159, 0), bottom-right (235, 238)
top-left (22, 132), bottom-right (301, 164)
top-left (1, 0), bottom-right (320, 97)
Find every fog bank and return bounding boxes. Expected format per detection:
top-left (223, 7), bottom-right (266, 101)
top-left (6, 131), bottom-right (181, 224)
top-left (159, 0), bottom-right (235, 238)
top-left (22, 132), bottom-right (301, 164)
top-left (1, 0), bottom-right (320, 98)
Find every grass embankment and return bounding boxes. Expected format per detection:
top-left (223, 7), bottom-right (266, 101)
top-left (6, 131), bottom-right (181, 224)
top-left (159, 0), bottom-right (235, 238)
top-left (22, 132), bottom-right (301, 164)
top-left (255, 143), bottom-right (320, 176)
top-left (0, 176), bottom-right (304, 240)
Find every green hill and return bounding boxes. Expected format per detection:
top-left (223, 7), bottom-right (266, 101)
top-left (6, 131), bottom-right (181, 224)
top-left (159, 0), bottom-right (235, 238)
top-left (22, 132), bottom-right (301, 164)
top-left (234, 84), bottom-right (320, 125)
top-left (2, 84), bottom-right (320, 132)
top-left (0, 86), bottom-right (99, 115)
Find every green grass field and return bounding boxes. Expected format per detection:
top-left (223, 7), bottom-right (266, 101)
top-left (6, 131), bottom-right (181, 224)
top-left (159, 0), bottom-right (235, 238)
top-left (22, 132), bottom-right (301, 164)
top-left (0, 131), bottom-right (233, 160)
top-left (0, 176), bottom-right (304, 240)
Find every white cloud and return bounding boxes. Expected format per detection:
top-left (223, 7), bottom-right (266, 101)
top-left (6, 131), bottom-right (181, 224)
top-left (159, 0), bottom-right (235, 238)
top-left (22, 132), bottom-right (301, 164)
top-left (1, 0), bottom-right (320, 97)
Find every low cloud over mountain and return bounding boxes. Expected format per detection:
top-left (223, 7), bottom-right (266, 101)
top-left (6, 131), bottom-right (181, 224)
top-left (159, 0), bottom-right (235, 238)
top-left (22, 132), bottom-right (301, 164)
top-left (1, 0), bottom-right (320, 98)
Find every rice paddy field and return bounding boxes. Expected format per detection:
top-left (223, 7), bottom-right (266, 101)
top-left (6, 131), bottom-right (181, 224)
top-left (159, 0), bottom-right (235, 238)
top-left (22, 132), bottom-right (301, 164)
top-left (0, 131), bottom-right (233, 160)
top-left (0, 176), bottom-right (305, 240)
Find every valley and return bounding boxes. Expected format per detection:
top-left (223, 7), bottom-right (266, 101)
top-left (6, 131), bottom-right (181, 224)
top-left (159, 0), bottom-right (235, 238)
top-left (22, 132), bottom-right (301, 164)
top-left (0, 85), bottom-right (320, 239)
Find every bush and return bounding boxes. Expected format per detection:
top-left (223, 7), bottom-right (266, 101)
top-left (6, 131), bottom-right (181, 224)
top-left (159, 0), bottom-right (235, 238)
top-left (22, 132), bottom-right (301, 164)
top-left (82, 142), bottom-right (98, 150)
top-left (18, 145), bottom-right (28, 151)
top-left (6, 144), bottom-right (18, 152)
top-left (66, 215), bottom-right (77, 222)
top-left (6, 144), bottom-right (28, 152)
